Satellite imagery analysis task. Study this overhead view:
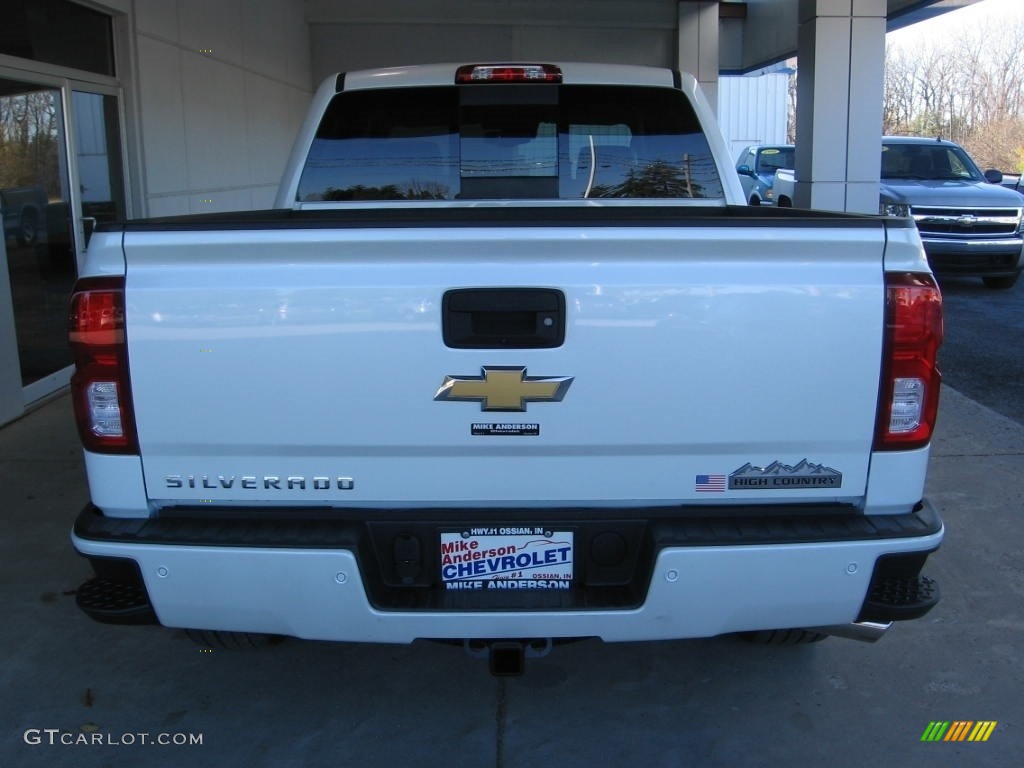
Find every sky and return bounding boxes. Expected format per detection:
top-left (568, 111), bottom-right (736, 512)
top-left (886, 0), bottom-right (1022, 47)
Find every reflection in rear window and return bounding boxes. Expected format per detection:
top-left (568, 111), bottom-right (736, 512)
top-left (297, 85), bottom-right (724, 202)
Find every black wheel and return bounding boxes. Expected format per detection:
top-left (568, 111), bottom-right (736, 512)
top-left (981, 274), bottom-right (1019, 290)
top-left (185, 628), bottom-right (285, 649)
top-left (749, 196), bottom-right (761, 206)
top-left (16, 208), bottom-right (38, 246)
top-left (778, 196), bottom-right (792, 208)
top-left (739, 628), bottom-right (828, 645)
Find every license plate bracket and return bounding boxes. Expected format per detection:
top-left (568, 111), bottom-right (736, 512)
top-left (439, 527), bottom-right (574, 591)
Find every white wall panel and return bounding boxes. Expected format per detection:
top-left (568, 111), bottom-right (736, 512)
top-left (243, 1), bottom-right (314, 89)
top-left (181, 54), bottom-right (249, 191)
top-left (304, 0), bottom-right (679, 28)
top-left (178, 0), bottom-right (246, 69)
top-left (245, 74), bottom-right (311, 186)
top-left (131, 0), bottom-right (312, 216)
top-left (250, 185), bottom-right (280, 210)
top-left (310, 24), bottom-right (514, 81)
top-left (136, 36), bottom-right (188, 195)
top-left (188, 188), bottom-right (254, 214)
top-left (514, 26), bottom-right (675, 67)
top-left (133, 0), bottom-right (179, 41)
top-left (307, 0), bottom-right (678, 83)
top-left (146, 195), bottom-right (191, 218)
top-left (310, 24), bottom-right (675, 82)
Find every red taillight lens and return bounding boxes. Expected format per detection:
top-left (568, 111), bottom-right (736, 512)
top-left (455, 64), bottom-right (563, 84)
top-left (874, 272), bottom-right (943, 451)
top-left (68, 277), bottom-right (138, 454)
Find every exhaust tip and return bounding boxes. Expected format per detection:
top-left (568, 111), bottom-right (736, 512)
top-left (807, 621), bottom-right (893, 643)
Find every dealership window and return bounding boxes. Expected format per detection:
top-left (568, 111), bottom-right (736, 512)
top-left (0, 0), bottom-right (115, 77)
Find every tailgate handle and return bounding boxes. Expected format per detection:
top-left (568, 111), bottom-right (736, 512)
top-left (443, 288), bottom-right (565, 348)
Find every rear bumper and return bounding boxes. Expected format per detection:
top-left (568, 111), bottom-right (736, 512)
top-left (71, 502), bottom-right (943, 643)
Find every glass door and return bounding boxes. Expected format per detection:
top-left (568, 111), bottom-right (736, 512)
top-left (0, 78), bottom-right (76, 402)
top-left (69, 87), bottom-right (126, 251)
top-left (0, 73), bottom-right (125, 420)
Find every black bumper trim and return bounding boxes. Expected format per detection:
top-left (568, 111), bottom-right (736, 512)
top-left (74, 502), bottom-right (941, 613)
top-left (74, 501), bottom-right (941, 549)
top-left (856, 550), bottom-right (941, 622)
top-left (76, 576), bottom-right (157, 625)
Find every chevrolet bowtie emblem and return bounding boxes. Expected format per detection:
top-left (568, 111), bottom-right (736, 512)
top-left (434, 366), bottom-right (573, 411)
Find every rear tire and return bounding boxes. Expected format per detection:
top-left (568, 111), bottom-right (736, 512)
top-left (739, 628), bottom-right (828, 645)
top-left (981, 274), bottom-right (1019, 290)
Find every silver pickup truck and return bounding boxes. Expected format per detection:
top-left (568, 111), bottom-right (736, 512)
top-left (880, 136), bottom-right (1023, 290)
top-left (776, 137), bottom-right (1024, 290)
top-left (68, 63), bottom-right (943, 674)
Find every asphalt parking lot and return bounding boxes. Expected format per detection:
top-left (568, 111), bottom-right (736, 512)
top-left (938, 276), bottom-right (1024, 424)
top-left (2, 384), bottom-right (1021, 768)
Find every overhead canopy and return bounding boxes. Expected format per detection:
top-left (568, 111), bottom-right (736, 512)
top-left (723, 0), bottom-right (983, 72)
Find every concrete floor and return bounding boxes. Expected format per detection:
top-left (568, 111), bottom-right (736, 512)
top-left (1, 389), bottom-right (1020, 767)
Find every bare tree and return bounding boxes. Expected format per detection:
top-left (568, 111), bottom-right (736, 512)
top-left (0, 91), bottom-right (61, 192)
top-left (884, 7), bottom-right (1024, 170)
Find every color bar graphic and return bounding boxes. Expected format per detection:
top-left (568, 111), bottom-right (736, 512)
top-left (921, 721), bottom-right (949, 741)
top-left (967, 721), bottom-right (998, 742)
top-left (921, 721), bottom-right (996, 742)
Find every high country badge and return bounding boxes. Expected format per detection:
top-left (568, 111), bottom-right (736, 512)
top-left (729, 460), bottom-right (842, 490)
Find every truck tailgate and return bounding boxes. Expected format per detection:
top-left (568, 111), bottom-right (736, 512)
top-left (123, 216), bottom-right (885, 510)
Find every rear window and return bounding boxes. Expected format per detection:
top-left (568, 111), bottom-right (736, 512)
top-left (755, 147), bottom-right (794, 174)
top-left (297, 85), bottom-right (724, 202)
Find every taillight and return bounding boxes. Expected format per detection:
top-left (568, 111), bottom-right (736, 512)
top-left (68, 276), bottom-right (138, 454)
top-left (874, 272), bottom-right (943, 451)
top-left (455, 64), bottom-right (562, 84)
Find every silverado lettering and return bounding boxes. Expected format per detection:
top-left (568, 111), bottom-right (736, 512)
top-left (163, 475), bottom-right (355, 490)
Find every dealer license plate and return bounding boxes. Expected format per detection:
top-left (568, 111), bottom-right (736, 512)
top-left (440, 527), bottom-right (573, 591)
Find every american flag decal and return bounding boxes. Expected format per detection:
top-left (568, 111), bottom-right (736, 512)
top-left (696, 474), bottom-right (726, 493)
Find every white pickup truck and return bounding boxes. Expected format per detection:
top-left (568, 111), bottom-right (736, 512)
top-left (69, 63), bottom-right (943, 675)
